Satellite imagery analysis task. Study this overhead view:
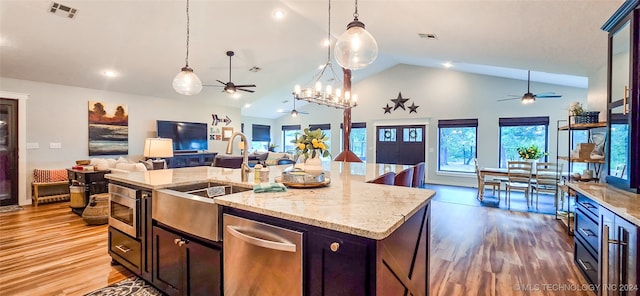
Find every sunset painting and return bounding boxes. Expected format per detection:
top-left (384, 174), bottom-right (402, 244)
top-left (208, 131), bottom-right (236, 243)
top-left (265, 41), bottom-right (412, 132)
top-left (88, 101), bottom-right (128, 156)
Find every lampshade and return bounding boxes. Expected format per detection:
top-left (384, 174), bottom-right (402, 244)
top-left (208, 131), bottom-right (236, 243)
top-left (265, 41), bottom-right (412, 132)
top-left (144, 138), bottom-right (174, 158)
top-left (334, 19), bottom-right (378, 70)
top-left (173, 67), bottom-right (202, 95)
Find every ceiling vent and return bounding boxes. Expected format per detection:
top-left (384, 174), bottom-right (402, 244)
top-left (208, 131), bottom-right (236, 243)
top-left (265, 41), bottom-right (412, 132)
top-left (249, 66), bottom-right (262, 72)
top-left (418, 33), bottom-right (437, 40)
top-left (49, 2), bottom-right (78, 19)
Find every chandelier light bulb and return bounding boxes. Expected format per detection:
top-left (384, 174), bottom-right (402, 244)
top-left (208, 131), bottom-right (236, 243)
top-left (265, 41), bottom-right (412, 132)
top-left (294, 85), bottom-right (301, 95)
top-left (172, 67), bottom-right (202, 95)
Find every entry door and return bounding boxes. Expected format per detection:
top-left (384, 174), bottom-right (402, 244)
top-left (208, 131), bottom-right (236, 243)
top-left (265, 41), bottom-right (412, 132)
top-left (376, 125), bottom-right (425, 165)
top-left (0, 98), bottom-right (18, 206)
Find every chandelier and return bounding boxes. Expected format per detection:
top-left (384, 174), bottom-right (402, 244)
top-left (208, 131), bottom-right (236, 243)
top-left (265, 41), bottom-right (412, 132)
top-left (293, 0), bottom-right (357, 109)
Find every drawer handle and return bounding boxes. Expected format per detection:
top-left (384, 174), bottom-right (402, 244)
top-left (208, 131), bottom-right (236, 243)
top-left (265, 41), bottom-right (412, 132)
top-left (578, 202), bottom-right (596, 209)
top-left (578, 228), bottom-right (596, 237)
top-left (330, 242), bottom-right (340, 252)
top-left (115, 244), bottom-right (131, 253)
top-left (577, 258), bottom-right (593, 271)
top-left (174, 238), bottom-right (188, 247)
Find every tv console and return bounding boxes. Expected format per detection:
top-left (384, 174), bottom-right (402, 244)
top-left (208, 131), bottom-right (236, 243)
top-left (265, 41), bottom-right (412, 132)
top-left (154, 152), bottom-right (218, 169)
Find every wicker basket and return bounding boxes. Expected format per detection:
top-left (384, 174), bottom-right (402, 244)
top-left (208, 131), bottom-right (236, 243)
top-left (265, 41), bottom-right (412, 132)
top-left (69, 186), bottom-right (86, 208)
top-left (82, 193), bottom-right (109, 225)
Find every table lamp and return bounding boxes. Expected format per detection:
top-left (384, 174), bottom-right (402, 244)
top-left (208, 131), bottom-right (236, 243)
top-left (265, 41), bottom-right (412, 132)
top-left (144, 138), bottom-right (174, 170)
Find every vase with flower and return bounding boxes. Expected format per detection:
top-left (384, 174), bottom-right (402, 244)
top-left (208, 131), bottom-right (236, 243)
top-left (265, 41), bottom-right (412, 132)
top-left (517, 144), bottom-right (546, 162)
top-left (292, 128), bottom-right (330, 175)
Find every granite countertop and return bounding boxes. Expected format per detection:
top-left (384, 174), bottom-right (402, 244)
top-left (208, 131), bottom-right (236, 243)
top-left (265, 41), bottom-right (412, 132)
top-left (105, 162), bottom-right (435, 240)
top-left (567, 182), bottom-right (640, 226)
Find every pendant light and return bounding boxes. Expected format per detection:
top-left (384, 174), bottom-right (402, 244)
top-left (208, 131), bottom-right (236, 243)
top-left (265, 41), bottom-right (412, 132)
top-left (334, 0), bottom-right (378, 70)
top-left (172, 0), bottom-right (202, 96)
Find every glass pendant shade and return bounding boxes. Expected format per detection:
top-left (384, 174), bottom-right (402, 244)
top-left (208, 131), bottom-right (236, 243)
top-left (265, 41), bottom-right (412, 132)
top-left (172, 66), bottom-right (202, 95)
top-left (334, 20), bottom-right (378, 70)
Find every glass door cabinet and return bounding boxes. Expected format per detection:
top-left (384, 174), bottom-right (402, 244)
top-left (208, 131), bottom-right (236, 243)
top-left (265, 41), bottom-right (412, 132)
top-left (602, 1), bottom-right (640, 192)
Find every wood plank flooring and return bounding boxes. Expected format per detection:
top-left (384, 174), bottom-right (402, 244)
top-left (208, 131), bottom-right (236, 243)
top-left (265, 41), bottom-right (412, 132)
top-left (0, 196), bottom-right (593, 296)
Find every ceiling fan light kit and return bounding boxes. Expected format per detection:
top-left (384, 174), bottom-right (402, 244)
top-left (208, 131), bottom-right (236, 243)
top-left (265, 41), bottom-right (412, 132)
top-left (172, 0), bottom-right (202, 96)
top-left (497, 70), bottom-right (563, 104)
top-left (334, 0), bottom-right (378, 70)
top-left (293, 0), bottom-right (358, 110)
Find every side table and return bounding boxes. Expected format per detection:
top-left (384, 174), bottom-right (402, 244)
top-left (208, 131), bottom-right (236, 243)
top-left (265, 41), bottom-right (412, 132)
top-left (67, 169), bottom-right (110, 216)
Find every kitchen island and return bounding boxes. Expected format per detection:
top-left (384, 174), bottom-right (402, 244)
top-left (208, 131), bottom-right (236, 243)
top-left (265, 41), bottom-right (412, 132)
top-left (105, 161), bottom-right (435, 295)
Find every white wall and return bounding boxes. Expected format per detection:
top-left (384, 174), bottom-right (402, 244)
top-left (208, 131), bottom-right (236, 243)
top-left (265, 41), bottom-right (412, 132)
top-left (272, 64), bottom-right (593, 187)
top-left (1, 77), bottom-right (241, 205)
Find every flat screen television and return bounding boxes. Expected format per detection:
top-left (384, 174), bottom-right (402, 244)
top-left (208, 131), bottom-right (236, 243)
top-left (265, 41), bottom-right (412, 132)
top-left (157, 120), bottom-right (208, 153)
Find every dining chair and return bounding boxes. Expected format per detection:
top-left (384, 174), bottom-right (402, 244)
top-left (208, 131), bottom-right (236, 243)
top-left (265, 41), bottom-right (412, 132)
top-left (394, 167), bottom-right (414, 187)
top-left (505, 161), bottom-right (533, 209)
top-left (412, 162), bottom-right (425, 188)
top-left (531, 162), bottom-right (562, 209)
top-left (367, 171), bottom-right (396, 185)
top-left (473, 159), bottom-right (502, 201)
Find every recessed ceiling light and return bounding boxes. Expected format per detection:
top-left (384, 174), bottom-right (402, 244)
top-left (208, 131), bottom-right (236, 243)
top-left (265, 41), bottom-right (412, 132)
top-left (244, 103), bottom-right (251, 108)
top-left (322, 38), bottom-right (331, 47)
top-left (277, 108), bottom-right (283, 112)
top-left (442, 61), bottom-right (454, 68)
top-left (102, 70), bottom-right (118, 78)
top-left (273, 9), bottom-right (285, 19)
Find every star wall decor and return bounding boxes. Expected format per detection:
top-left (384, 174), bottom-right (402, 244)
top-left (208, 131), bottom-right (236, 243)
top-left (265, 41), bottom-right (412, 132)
top-left (391, 92), bottom-right (409, 110)
top-left (383, 104), bottom-right (392, 114)
top-left (408, 102), bottom-right (419, 113)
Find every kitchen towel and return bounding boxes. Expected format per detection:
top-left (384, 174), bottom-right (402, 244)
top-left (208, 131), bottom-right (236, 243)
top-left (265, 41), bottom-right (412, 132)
top-left (253, 182), bottom-right (287, 193)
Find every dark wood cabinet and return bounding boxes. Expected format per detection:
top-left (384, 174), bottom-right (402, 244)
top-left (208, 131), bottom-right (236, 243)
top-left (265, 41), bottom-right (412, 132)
top-left (163, 153), bottom-right (217, 168)
top-left (152, 225), bottom-right (222, 296)
top-left (307, 231), bottom-right (372, 296)
top-left (574, 193), bottom-right (600, 285)
top-left (600, 207), bottom-right (639, 295)
top-left (603, 1), bottom-right (640, 192)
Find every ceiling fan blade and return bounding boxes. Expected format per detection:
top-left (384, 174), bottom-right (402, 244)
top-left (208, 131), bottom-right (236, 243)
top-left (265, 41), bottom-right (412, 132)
top-left (234, 84), bottom-right (256, 88)
top-left (535, 92), bottom-right (556, 96)
top-left (497, 97), bottom-right (521, 102)
top-left (299, 111), bottom-right (309, 114)
top-left (536, 94), bottom-right (563, 98)
top-left (216, 80), bottom-right (228, 86)
top-left (238, 88), bottom-right (255, 93)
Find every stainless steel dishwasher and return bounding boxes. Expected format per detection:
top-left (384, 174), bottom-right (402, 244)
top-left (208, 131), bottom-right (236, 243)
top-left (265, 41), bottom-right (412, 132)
top-left (223, 214), bottom-right (303, 295)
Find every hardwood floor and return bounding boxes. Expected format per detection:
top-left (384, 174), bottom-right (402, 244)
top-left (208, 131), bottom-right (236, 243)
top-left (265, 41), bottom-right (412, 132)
top-left (0, 203), bottom-right (132, 296)
top-left (0, 197), bottom-right (593, 296)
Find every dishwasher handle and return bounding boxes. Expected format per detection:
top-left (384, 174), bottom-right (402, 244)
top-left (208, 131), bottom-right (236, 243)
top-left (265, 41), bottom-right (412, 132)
top-left (226, 225), bottom-right (297, 253)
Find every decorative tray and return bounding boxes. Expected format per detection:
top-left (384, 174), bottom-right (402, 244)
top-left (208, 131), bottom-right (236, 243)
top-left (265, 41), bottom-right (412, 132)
top-left (275, 171), bottom-right (330, 188)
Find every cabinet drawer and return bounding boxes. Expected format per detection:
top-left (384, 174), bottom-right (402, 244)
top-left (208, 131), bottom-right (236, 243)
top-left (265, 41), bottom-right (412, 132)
top-left (574, 238), bottom-right (599, 285)
top-left (109, 227), bottom-right (141, 272)
top-left (576, 194), bottom-right (599, 220)
top-left (575, 208), bottom-right (599, 256)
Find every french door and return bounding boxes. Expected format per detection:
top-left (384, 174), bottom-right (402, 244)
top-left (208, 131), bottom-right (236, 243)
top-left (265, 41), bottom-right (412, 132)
top-left (0, 98), bottom-right (18, 206)
top-left (375, 125), bottom-right (425, 165)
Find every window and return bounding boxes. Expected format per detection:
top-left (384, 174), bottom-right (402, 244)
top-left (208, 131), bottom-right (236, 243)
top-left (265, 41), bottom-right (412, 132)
top-left (438, 119), bottom-right (478, 173)
top-left (251, 124), bottom-right (270, 151)
top-left (340, 122), bottom-right (367, 161)
top-left (379, 128), bottom-right (396, 142)
top-left (498, 116), bottom-right (549, 167)
top-left (282, 125), bottom-right (301, 154)
top-left (309, 124), bottom-right (331, 160)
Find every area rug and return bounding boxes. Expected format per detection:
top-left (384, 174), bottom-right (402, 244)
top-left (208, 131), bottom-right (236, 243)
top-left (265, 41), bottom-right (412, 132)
top-left (84, 277), bottom-right (163, 296)
top-left (0, 205), bottom-right (23, 213)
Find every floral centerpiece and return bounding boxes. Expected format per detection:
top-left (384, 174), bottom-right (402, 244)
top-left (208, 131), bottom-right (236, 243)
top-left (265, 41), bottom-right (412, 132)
top-left (292, 128), bottom-right (330, 160)
top-left (517, 144), bottom-right (546, 160)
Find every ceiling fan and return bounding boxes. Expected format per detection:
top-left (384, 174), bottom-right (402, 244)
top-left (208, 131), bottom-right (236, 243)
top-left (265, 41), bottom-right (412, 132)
top-left (279, 99), bottom-right (308, 117)
top-left (498, 70), bottom-right (562, 104)
top-left (204, 51), bottom-right (256, 94)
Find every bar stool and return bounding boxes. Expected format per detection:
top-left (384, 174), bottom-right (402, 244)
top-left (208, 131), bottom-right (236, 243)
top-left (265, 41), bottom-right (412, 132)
top-left (367, 171), bottom-right (396, 185)
top-left (412, 162), bottom-right (425, 188)
top-left (394, 167), bottom-right (414, 187)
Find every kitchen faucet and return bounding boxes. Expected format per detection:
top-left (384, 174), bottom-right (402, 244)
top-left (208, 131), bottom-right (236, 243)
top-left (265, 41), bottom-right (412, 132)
top-left (225, 131), bottom-right (251, 182)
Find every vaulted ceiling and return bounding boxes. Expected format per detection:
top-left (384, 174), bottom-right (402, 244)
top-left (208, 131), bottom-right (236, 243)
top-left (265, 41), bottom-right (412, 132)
top-left (0, 0), bottom-right (623, 118)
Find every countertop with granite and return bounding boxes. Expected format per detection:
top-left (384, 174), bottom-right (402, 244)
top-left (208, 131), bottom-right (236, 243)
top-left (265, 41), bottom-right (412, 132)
top-left (105, 161), bottom-right (435, 240)
top-left (567, 182), bottom-right (640, 226)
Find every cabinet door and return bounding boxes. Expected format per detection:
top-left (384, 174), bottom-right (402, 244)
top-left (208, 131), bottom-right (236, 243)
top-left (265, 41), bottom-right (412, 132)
top-left (152, 226), bottom-right (183, 296)
top-left (613, 216), bottom-right (639, 293)
top-left (307, 232), bottom-right (370, 296)
top-left (186, 239), bottom-right (222, 296)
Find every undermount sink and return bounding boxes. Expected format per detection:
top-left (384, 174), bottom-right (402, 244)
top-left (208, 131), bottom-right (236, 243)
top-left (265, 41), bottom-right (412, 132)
top-left (153, 182), bottom-right (251, 242)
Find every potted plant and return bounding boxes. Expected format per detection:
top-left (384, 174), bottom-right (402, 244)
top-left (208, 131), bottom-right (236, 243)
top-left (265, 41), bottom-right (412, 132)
top-left (569, 102), bottom-right (585, 123)
top-left (292, 128), bottom-right (329, 175)
top-left (517, 144), bottom-right (546, 161)
top-left (268, 143), bottom-right (279, 152)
